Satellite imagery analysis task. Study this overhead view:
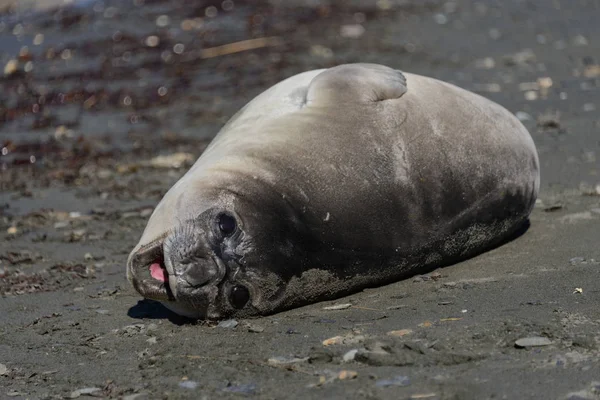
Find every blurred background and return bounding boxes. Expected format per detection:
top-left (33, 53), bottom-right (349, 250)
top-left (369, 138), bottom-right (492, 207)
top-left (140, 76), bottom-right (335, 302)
top-left (0, 0), bottom-right (598, 209)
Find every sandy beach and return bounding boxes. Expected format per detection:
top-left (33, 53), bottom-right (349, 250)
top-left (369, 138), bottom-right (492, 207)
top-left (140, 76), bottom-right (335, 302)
top-left (1, 0), bottom-right (599, 398)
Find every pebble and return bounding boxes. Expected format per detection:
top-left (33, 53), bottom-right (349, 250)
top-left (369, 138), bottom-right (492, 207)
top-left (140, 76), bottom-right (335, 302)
top-left (524, 91), bottom-right (538, 101)
top-left (474, 57), bottom-right (495, 69)
top-left (54, 221), bottom-right (69, 229)
top-left (222, 383), bottom-right (257, 395)
top-left (570, 257), bottom-right (586, 265)
top-left (387, 329), bottom-right (413, 337)
top-left (69, 387), bottom-right (101, 398)
top-left (179, 380), bottom-right (199, 390)
top-left (147, 153), bottom-right (194, 169)
top-left (322, 333), bottom-right (365, 346)
top-left (0, 363), bottom-right (7, 375)
top-left (338, 370), bottom-right (358, 380)
top-left (515, 111), bottom-right (533, 121)
top-left (4, 59), bottom-right (18, 76)
top-left (386, 304), bottom-right (407, 310)
top-left (375, 375), bottom-right (410, 387)
top-left (244, 323), bottom-right (264, 333)
top-left (572, 34), bottom-right (588, 46)
top-left (323, 303), bottom-right (352, 310)
top-left (217, 319), bottom-right (238, 329)
top-left (583, 103), bottom-right (596, 112)
top-left (515, 336), bottom-right (552, 348)
top-left (267, 356), bottom-right (309, 366)
top-left (122, 394), bottom-right (148, 400)
top-left (504, 49), bottom-right (536, 66)
top-left (145, 35), bottom-right (160, 47)
top-left (433, 13), bottom-right (448, 24)
top-left (342, 349), bottom-right (358, 362)
top-left (340, 24), bottom-right (365, 39)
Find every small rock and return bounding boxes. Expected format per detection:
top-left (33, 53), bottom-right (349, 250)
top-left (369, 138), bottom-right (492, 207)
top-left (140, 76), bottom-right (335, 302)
top-left (376, 375), bottom-right (410, 387)
top-left (342, 349), bottom-right (358, 362)
top-left (322, 333), bottom-right (364, 346)
top-left (244, 323), bottom-right (264, 333)
top-left (4, 59), bottom-right (18, 76)
top-left (340, 24), bottom-right (365, 38)
top-left (433, 13), bottom-right (448, 24)
top-left (474, 57), bottom-right (495, 69)
top-left (6, 391), bottom-right (21, 397)
top-left (122, 394), bottom-right (148, 400)
top-left (179, 380), bottom-right (199, 390)
top-left (146, 337), bottom-right (157, 344)
top-left (267, 356), bottom-right (309, 366)
top-left (146, 153), bottom-right (194, 169)
top-left (95, 309), bottom-right (110, 315)
top-left (0, 363), bottom-right (7, 375)
top-left (145, 35), bottom-right (160, 47)
top-left (503, 49), bottom-right (536, 66)
top-left (570, 257), bottom-right (586, 265)
top-left (387, 329), bottom-right (413, 337)
top-left (338, 370), bottom-right (358, 380)
top-left (524, 91), bottom-right (538, 101)
top-left (572, 35), bottom-right (588, 46)
top-left (515, 336), bottom-right (552, 348)
top-left (543, 203), bottom-right (563, 212)
top-left (6, 226), bottom-right (18, 235)
top-left (54, 221), bottom-right (69, 229)
top-left (140, 208), bottom-right (153, 218)
top-left (69, 387), bottom-right (102, 398)
top-left (217, 319), bottom-right (238, 329)
top-left (386, 304), bottom-right (407, 310)
top-left (222, 383), bottom-right (257, 395)
top-left (515, 111), bottom-right (533, 121)
top-left (323, 303), bottom-right (352, 310)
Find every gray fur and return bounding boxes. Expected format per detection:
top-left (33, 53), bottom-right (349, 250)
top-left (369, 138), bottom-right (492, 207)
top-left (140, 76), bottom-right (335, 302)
top-left (127, 63), bottom-right (540, 319)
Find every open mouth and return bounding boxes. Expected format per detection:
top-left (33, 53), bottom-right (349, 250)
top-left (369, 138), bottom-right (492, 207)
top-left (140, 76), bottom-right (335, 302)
top-left (128, 238), bottom-right (173, 302)
top-left (149, 262), bottom-right (168, 282)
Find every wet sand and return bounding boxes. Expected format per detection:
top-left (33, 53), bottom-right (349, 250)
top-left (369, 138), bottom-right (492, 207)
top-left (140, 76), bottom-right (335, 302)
top-left (1, 0), bottom-right (599, 399)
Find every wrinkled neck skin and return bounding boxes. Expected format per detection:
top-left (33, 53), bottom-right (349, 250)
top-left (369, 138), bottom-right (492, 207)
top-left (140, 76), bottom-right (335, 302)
top-left (127, 169), bottom-right (317, 319)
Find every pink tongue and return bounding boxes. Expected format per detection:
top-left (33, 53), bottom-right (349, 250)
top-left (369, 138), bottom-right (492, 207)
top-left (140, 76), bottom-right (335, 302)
top-left (149, 263), bottom-right (167, 282)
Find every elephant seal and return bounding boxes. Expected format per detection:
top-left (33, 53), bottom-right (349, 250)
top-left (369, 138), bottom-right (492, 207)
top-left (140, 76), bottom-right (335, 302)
top-left (127, 63), bottom-right (539, 319)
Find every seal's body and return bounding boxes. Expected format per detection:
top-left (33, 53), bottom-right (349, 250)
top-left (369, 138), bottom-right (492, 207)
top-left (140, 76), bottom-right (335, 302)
top-left (127, 64), bottom-right (539, 319)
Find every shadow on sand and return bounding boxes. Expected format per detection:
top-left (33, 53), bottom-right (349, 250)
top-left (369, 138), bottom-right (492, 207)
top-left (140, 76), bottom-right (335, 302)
top-left (127, 299), bottom-right (199, 326)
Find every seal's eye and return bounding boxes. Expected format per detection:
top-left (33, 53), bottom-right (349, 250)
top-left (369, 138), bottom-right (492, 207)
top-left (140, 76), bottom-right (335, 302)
top-left (229, 285), bottom-right (250, 309)
top-left (217, 213), bottom-right (236, 236)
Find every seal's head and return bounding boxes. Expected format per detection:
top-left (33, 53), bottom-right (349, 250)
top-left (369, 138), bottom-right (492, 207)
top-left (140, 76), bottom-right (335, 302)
top-left (127, 177), bottom-right (314, 319)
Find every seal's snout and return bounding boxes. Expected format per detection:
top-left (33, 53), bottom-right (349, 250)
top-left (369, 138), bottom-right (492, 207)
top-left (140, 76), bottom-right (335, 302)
top-left (163, 223), bottom-right (226, 298)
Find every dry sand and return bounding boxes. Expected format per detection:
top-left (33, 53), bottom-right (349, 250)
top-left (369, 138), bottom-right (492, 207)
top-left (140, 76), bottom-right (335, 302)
top-left (1, 0), bottom-right (599, 399)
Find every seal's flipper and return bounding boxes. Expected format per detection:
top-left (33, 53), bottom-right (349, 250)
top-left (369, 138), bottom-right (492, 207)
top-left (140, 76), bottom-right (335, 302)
top-left (306, 63), bottom-right (407, 106)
